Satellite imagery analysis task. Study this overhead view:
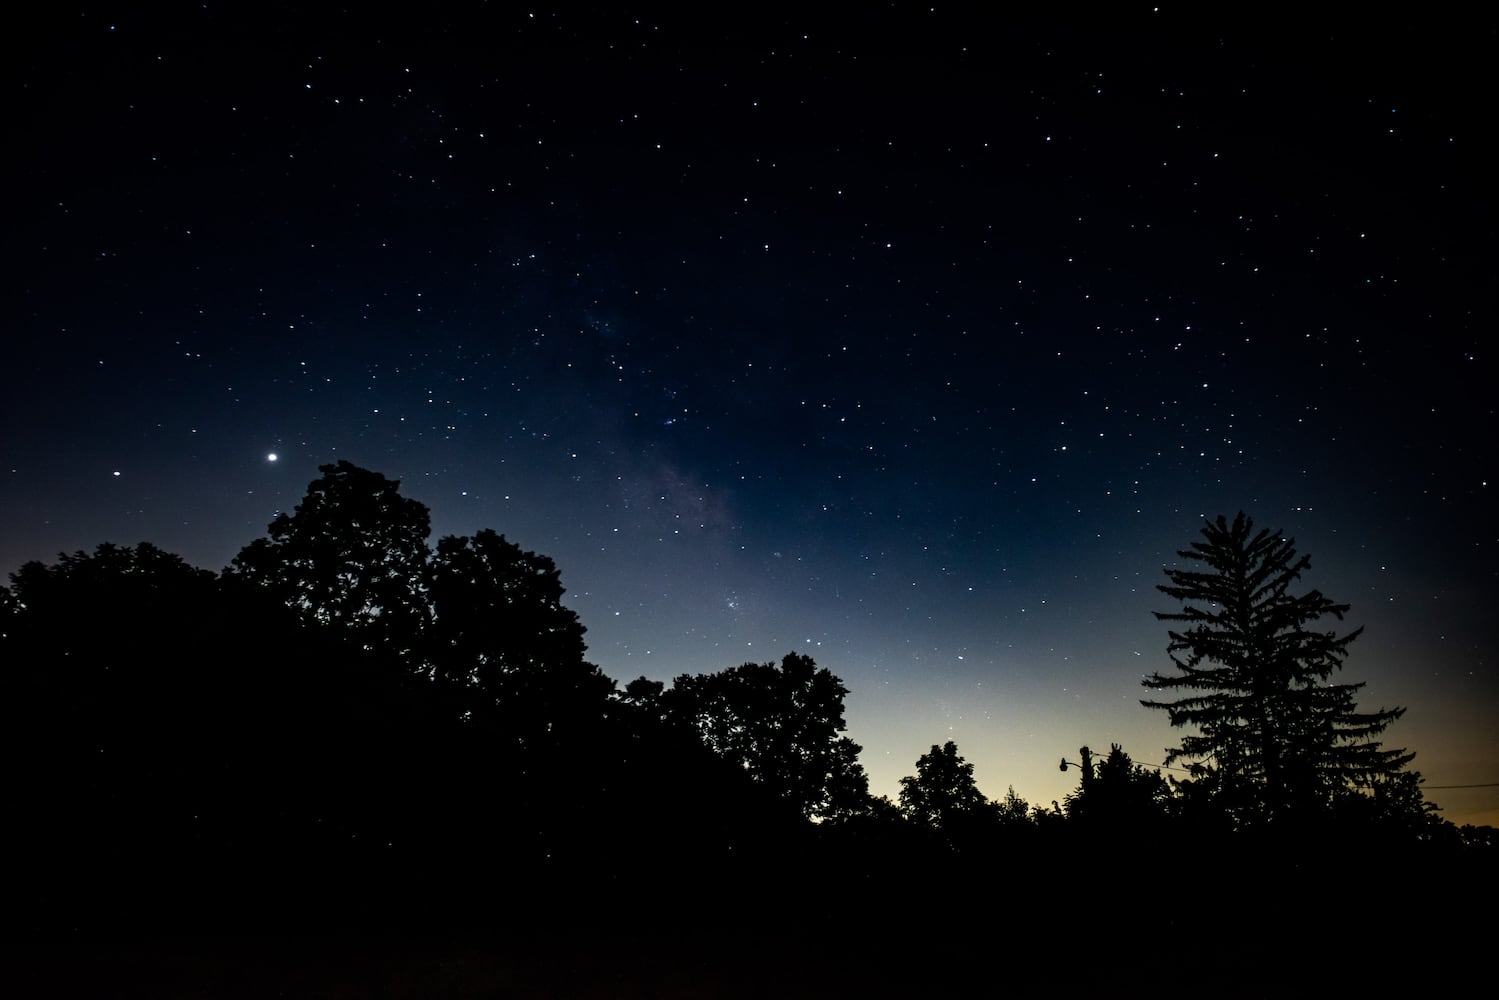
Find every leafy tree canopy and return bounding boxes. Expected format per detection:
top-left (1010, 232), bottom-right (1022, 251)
top-left (662, 652), bottom-right (870, 820)
top-left (229, 460), bottom-right (432, 647)
top-left (426, 528), bottom-right (611, 733)
top-left (898, 740), bottom-right (997, 842)
top-left (1062, 743), bottom-right (1170, 829)
top-left (228, 462), bottom-right (615, 732)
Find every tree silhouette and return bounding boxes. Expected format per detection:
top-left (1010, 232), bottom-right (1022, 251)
top-left (214, 463), bottom-right (663, 891)
top-left (661, 652), bottom-right (869, 820)
top-left (1142, 513), bottom-right (1414, 829)
top-left (1062, 743), bottom-right (1170, 830)
top-left (898, 740), bottom-right (999, 848)
top-left (995, 785), bottom-right (1033, 832)
top-left (425, 528), bottom-right (612, 737)
top-left (228, 460), bottom-right (432, 651)
top-left (6, 542), bottom-right (318, 908)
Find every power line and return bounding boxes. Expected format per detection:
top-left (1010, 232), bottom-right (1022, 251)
top-left (1137, 772), bottom-right (1499, 789)
top-left (1424, 782), bottom-right (1499, 790)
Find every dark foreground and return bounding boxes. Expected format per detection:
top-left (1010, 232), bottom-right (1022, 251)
top-left (16, 851), bottom-right (1489, 998)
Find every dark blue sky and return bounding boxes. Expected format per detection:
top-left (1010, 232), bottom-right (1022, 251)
top-left (5, 5), bottom-right (1494, 822)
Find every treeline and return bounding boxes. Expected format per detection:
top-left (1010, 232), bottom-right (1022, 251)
top-left (5, 464), bottom-right (1492, 942)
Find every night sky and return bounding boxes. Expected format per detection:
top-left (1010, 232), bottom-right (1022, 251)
top-left (6, 5), bottom-right (1494, 825)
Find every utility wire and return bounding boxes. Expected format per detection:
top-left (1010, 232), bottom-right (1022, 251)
top-left (1423, 782), bottom-right (1499, 789)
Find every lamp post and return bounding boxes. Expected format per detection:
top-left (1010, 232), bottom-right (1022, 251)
top-left (1059, 745), bottom-right (1096, 787)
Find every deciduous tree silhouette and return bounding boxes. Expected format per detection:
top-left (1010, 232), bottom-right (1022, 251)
top-left (1062, 743), bottom-right (1170, 829)
top-left (218, 463), bottom-right (648, 892)
top-left (229, 460), bottom-right (432, 650)
top-left (425, 528), bottom-right (612, 738)
top-left (662, 652), bottom-right (869, 820)
top-left (1142, 513), bottom-right (1414, 829)
top-left (898, 740), bottom-right (999, 848)
top-left (5, 542), bottom-right (339, 909)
